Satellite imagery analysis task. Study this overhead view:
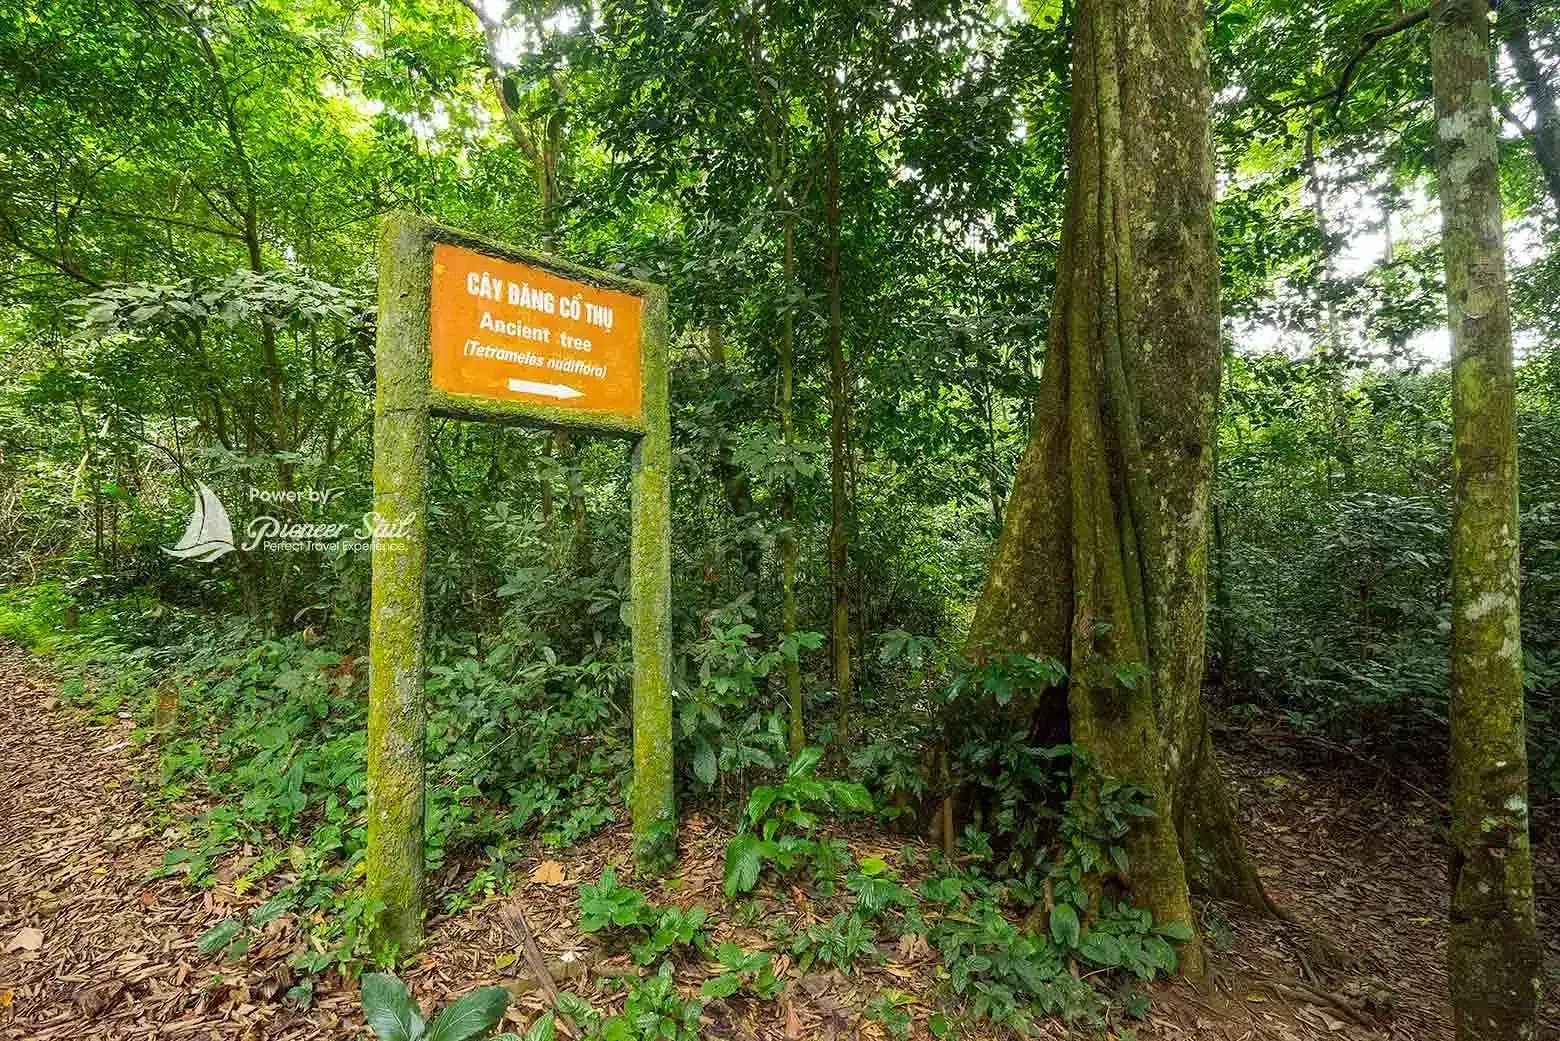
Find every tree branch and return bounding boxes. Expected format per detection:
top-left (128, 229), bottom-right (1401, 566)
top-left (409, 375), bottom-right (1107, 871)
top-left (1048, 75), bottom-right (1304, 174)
top-left (0, 204), bottom-right (104, 288)
top-left (458, 0), bottom-right (543, 163)
top-left (1330, 3), bottom-right (1438, 115)
top-left (1266, 2), bottom-right (1441, 121)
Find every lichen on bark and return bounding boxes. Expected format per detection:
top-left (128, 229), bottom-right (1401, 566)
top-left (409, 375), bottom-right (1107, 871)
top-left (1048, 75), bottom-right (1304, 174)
top-left (1431, 2), bottom-right (1541, 1037)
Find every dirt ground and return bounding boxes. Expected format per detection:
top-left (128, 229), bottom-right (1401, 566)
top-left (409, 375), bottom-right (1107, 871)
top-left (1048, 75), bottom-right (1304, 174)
top-left (1, 640), bottom-right (1555, 1040)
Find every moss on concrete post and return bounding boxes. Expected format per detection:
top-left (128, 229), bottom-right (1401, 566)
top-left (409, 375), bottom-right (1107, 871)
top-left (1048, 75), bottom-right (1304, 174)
top-left (630, 285), bottom-right (676, 876)
top-left (363, 211), bottom-right (676, 910)
top-left (1431, 3), bottom-right (1541, 1037)
top-left (367, 212), bottom-right (433, 956)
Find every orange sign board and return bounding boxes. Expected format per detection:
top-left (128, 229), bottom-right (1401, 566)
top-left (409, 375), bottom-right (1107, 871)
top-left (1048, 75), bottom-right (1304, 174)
top-left (428, 243), bottom-right (645, 418)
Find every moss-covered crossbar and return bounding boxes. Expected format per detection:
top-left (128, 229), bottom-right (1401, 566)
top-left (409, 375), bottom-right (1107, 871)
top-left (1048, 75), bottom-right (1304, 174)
top-left (367, 211), bottom-right (674, 956)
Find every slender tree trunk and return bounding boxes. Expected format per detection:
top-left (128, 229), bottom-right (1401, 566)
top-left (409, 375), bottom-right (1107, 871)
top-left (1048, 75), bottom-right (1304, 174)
top-left (540, 433), bottom-right (554, 525)
top-left (707, 322), bottom-right (762, 588)
top-left (1211, 481), bottom-right (1233, 693)
top-left (466, 5), bottom-right (585, 560)
top-left (780, 211), bottom-right (804, 757)
top-left (969, 0), bottom-right (1266, 935)
top-left (536, 131), bottom-right (559, 252)
top-left (531, 152), bottom-right (591, 569)
top-left (741, 16), bottom-right (806, 756)
top-left (1305, 119), bottom-right (1354, 490)
top-left (980, 377), bottom-right (1005, 533)
top-left (824, 93), bottom-right (854, 744)
top-left (571, 447), bottom-right (591, 571)
top-left (1499, 0), bottom-right (1560, 214)
top-left (1431, 3), bottom-right (1542, 1037)
top-left (531, 126), bottom-right (590, 568)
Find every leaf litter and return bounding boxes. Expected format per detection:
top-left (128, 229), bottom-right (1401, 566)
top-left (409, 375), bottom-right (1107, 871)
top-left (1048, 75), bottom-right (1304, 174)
top-left (0, 640), bottom-right (1555, 1041)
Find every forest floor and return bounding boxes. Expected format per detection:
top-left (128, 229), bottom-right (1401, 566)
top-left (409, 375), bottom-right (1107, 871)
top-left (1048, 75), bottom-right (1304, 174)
top-left (0, 640), bottom-right (1555, 1041)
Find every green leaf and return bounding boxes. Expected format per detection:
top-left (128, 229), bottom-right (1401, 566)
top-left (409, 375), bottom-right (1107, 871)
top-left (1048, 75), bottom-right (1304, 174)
top-left (249, 894), bottom-right (293, 926)
top-left (723, 834), bottom-right (766, 897)
top-left (1048, 903), bottom-right (1080, 949)
top-left (555, 992), bottom-right (595, 1023)
top-left (692, 743), bottom-right (717, 785)
top-left (361, 973), bottom-right (426, 1041)
top-left (1144, 934), bottom-right (1178, 975)
top-left (1154, 921), bottom-right (1195, 942)
top-left (700, 973), bottom-right (741, 999)
top-left (1076, 930), bottom-right (1123, 967)
top-left (744, 786), bottom-right (780, 828)
top-left (831, 783), bottom-right (874, 812)
top-left (426, 987), bottom-right (510, 1041)
top-left (521, 1012), bottom-right (556, 1041)
top-left (787, 745), bottom-right (824, 779)
top-left (196, 919), bottom-right (242, 955)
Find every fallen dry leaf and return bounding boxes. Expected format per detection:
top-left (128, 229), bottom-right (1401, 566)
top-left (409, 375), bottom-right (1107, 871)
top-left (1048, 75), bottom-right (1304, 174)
top-left (529, 860), bottom-right (567, 885)
top-left (76, 979), bottom-right (126, 1018)
top-left (7, 926), bottom-right (43, 952)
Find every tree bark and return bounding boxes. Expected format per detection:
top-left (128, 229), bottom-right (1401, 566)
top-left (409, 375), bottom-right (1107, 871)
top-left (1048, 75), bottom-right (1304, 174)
top-left (968, 0), bottom-right (1267, 940)
top-left (1431, 2), bottom-right (1542, 1037)
top-left (967, 0), bottom-right (1233, 976)
top-left (738, 13), bottom-right (806, 756)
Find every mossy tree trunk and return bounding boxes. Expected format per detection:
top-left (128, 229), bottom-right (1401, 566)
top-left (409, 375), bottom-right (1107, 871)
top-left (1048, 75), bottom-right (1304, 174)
top-left (967, 0), bottom-right (1266, 966)
top-left (1430, 2), bottom-right (1542, 1036)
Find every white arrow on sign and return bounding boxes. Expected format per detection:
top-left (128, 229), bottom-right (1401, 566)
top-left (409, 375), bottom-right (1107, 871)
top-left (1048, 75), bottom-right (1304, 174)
top-left (507, 378), bottom-right (583, 400)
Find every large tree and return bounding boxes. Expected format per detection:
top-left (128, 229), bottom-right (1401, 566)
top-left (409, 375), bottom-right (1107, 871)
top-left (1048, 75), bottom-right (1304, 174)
top-left (967, 0), bottom-right (1269, 970)
top-left (1430, 1), bottom-right (1543, 1037)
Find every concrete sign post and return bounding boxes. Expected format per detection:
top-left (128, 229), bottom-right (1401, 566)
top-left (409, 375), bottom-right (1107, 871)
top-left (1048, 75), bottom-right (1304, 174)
top-left (367, 212), bottom-right (673, 955)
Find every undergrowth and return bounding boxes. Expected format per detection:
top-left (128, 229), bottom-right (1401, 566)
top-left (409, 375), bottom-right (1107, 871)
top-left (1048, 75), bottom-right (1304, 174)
top-left (4, 585), bottom-right (632, 977)
top-left (8, 585), bottom-right (1192, 1036)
